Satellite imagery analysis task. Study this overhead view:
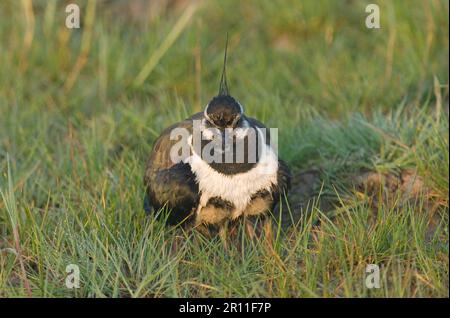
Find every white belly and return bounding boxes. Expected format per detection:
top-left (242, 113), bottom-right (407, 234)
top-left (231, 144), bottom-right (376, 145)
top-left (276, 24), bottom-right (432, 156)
top-left (187, 143), bottom-right (278, 219)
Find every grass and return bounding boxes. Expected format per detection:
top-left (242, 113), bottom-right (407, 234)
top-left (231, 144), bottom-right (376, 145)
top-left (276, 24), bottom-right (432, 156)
top-left (0, 0), bottom-right (448, 297)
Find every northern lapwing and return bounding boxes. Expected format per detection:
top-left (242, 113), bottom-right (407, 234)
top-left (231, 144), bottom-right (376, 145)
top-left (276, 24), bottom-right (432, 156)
top-left (144, 38), bottom-right (291, 240)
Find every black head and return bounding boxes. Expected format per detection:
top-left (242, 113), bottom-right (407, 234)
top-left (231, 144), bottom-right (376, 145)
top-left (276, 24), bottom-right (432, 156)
top-left (205, 95), bottom-right (242, 128)
top-left (204, 34), bottom-right (244, 129)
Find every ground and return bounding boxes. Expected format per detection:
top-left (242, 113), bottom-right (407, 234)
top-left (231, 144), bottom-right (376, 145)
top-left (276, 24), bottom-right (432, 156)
top-left (0, 0), bottom-right (448, 297)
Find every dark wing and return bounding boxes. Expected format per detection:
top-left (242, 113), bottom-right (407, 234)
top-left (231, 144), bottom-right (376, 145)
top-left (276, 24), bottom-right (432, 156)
top-left (244, 115), bottom-right (271, 146)
top-left (144, 113), bottom-right (203, 225)
top-left (275, 159), bottom-right (291, 195)
top-left (268, 159), bottom-right (292, 215)
top-left (245, 115), bottom-right (291, 200)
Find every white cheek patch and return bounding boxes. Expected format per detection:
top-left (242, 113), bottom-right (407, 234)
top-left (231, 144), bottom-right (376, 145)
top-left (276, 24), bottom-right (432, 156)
top-left (238, 101), bottom-right (244, 114)
top-left (203, 104), bottom-right (211, 122)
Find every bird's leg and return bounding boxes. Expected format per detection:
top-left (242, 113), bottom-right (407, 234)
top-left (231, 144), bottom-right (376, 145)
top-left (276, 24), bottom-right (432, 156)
top-left (195, 223), bottom-right (212, 238)
top-left (263, 217), bottom-right (274, 249)
top-left (227, 219), bottom-right (240, 243)
top-left (244, 217), bottom-right (256, 240)
top-left (219, 221), bottom-right (229, 250)
top-left (171, 233), bottom-right (185, 254)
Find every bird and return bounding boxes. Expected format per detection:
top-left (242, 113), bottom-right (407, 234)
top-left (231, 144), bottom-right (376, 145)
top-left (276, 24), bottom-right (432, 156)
top-left (143, 37), bottom-right (291, 241)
